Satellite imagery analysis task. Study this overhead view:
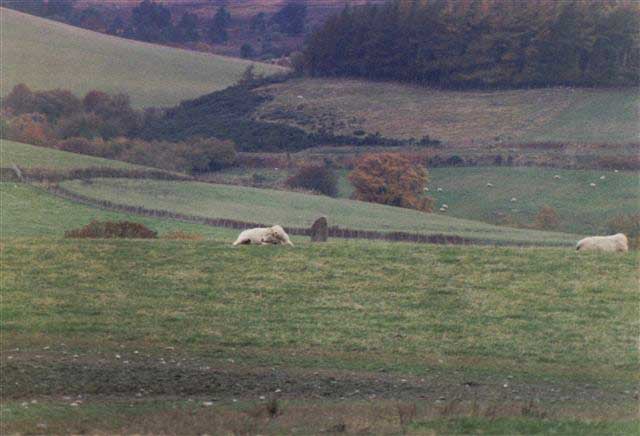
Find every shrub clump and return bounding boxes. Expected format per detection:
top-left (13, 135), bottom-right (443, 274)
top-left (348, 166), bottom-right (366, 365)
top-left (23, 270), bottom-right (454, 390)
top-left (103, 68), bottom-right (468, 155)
top-left (285, 165), bottom-right (338, 197)
top-left (349, 153), bottom-right (434, 212)
top-left (65, 220), bottom-right (157, 239)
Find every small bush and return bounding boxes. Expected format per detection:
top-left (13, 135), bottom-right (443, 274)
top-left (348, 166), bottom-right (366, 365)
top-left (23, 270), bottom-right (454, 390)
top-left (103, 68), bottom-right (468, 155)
top-left (161, 230), bottom-right (204, 241)
top-left (65, 220), bottom-right (157, 239)
top-left (349, 153), bottom-right (434, 212)
top-left (285, 164), bottom-right (338, 197)
top-left (607, 214), bottom-right (640, 250)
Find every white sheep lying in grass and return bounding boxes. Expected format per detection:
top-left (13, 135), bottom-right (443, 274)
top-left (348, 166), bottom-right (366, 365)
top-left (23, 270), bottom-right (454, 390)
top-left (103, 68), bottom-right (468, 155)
top-left (576, 233), bottom-right (628, 253)
top-left (233, 225), bottom-right (293, 246)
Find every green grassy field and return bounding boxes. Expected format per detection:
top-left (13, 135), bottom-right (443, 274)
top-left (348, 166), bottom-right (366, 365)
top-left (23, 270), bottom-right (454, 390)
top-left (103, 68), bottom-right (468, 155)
top-left (427, 167), bottom-right (640, 235)
top-left (1, 139), bottom-right (140, 170)
top-left (59, 178), bottom-right (583, 246)
top-left (206, 165), bottom-right (640, 235)
top-left (0, 183), bottom-right (236, 239)
top-left (257, 78), bottom-right (639, 144)
top-left (0, 8), bottom-right (286, 108)
top-left (2, 238), bottom-right (638, 433)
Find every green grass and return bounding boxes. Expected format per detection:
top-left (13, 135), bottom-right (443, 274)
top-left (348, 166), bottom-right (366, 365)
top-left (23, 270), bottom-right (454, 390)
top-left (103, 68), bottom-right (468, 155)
top-left (59, 178), bottom-right (584, 246)
top-left (0, 139), bottom-right (140, 170)
top-left (257, 78), bottom-right (639, 144)
top-left (2, 238), bottom-right (637, 433)
top-left (0, 182), bottom-right (237, 239)
top-left (427, 167), bottom-right (639, 235)
top-left (2, 238), bottom-right (638, 382)
top-left (214, 166), bottom-right (639, 235)
top-left (411, 417), bottom-right (640, 435)
top-left (1, 7), bottom-right (286, 107)
top-left (4, 399), bottom-right (636, 435)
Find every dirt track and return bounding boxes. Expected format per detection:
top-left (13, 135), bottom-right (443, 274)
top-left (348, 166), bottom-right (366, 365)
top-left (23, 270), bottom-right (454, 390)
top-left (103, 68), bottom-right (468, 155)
top-left (4, 353), bottom-right (637, 407)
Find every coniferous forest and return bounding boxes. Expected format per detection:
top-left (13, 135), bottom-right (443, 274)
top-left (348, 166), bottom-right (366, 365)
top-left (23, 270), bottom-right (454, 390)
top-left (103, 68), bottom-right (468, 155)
top-left (301, 0), bottom-right (640, 88)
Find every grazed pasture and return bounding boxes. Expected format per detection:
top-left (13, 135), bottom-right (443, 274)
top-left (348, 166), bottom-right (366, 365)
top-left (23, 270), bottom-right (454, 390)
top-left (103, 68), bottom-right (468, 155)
top-left (257, 78), bottom-right (639, 144)
top-left (1, 140), bottom-right (140, 170)
top-left (1, 238), bottom-right (638, 433)
top-left (0, 183), bottom-right (236, 239)
top-left (198, 165), bottom-right (640, 235)
top-left (59, 178), bottom-right (583, 246)
top-left (0, 8), bottom-right (286, 107)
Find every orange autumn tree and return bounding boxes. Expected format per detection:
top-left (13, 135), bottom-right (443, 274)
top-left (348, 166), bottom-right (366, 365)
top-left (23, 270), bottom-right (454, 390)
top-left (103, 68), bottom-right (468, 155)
top-left (349, 153), bottom-right (434, 212)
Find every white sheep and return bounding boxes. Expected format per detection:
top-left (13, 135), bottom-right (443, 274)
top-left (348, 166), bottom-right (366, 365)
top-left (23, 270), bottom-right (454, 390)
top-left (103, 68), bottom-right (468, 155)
top-left (554, 175), bottom-right (561, 179)
top-left (486, 182), bottom-right (494, 187)
top-left (614, 169), bottom-right (619, 173)
top-left (510, 197), bottom-right (517, 202)
top-left (439, 207), bottom-right (447, 212)
top-left (233, 225), bottom-right (293, 246)
top-left (442, 204), bottom-right (448, 209)
top-left (590, 183), bottom-right (596, 187)
top-left (437, 187), bottom-right (443, 192)
top-left (600, 175), bottom-right (606, 180)
top-left (576, 233), bottom-right (628, 253)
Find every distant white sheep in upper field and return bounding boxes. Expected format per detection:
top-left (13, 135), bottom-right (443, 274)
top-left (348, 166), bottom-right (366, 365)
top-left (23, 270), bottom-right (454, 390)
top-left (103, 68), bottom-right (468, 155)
top-left (554, 175), bottom-right (561, 179)
top-left (439, 207), bottom-right (447, 212)
top-left (614, 169), bottom-right (619, 173)
top-left (486, 182), bottom-right (494, 187)
top-left (510, 197), bottom-right (517, 202)
top-left (576, 233), bottom-right (628, 253)
top-left (590, 183), bottom-right (596, 187)
top-left (442, 204), bottom-right (448, 209)
top-left (233, 225), bottom-right (293, 246)
top-left (437, 187), bottom-right (443, 192)
top-left (600, 175), bottom-right (606, 180)
top-left (423, 187), bottom-right (430, 192)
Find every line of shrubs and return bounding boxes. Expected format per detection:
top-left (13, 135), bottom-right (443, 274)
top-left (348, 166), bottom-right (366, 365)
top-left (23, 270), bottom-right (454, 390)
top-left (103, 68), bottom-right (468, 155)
top-left (236, 149), bottom-right (640, 172)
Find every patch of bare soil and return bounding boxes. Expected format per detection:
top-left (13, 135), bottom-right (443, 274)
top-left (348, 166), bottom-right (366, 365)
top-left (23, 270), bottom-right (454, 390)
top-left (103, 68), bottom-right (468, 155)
top-left (2, 352), bottom-right (637, 407)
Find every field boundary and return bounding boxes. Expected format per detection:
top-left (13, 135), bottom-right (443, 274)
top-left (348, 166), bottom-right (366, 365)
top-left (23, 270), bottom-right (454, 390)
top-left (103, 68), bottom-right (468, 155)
top-left (37, 183), bottom-right (578, 247)
top-left (0, 166), bottom-right (192, 183)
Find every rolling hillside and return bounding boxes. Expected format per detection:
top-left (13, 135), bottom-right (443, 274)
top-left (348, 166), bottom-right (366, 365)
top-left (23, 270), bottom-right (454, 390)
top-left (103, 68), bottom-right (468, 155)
top-left (0, 140), bottom-right (141, 170)
top-left (0, 7), bottom-right (286, 108)
top-left (59, 178), bottom-right (582, 246)
top-left (256, 78), bottom-right (639, 144)
top-left (212, 165), bottom-right (639, 235)
top-left (427, 167), bottom-right (640, 235)
top-left (0, 183), bottom-right (236, 239)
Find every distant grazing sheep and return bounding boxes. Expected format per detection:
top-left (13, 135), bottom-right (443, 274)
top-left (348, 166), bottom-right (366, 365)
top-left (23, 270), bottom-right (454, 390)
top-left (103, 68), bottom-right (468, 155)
top-left (439, 207), bottom-right (447, 212)
top-left (437, 187), bottom-right (443, 192)
top-left (442, 204), bottom-right (448, 209)
top-left (233, 225), bottom-right (293, 246)
top-left (590, 183), bottom-right (596, 187)
top-left (614, 169), bottom-right (619, 173)
top-left (554, 175), bottom-right (561, 179)
top-left (486, 182), bottom-right (494, 187)
top-left (600, 175), bottom-right (606, 180)
top-left (576, 233), bottom-right (628, 253)
top-left (510, 197), bottom-right (517, 202)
